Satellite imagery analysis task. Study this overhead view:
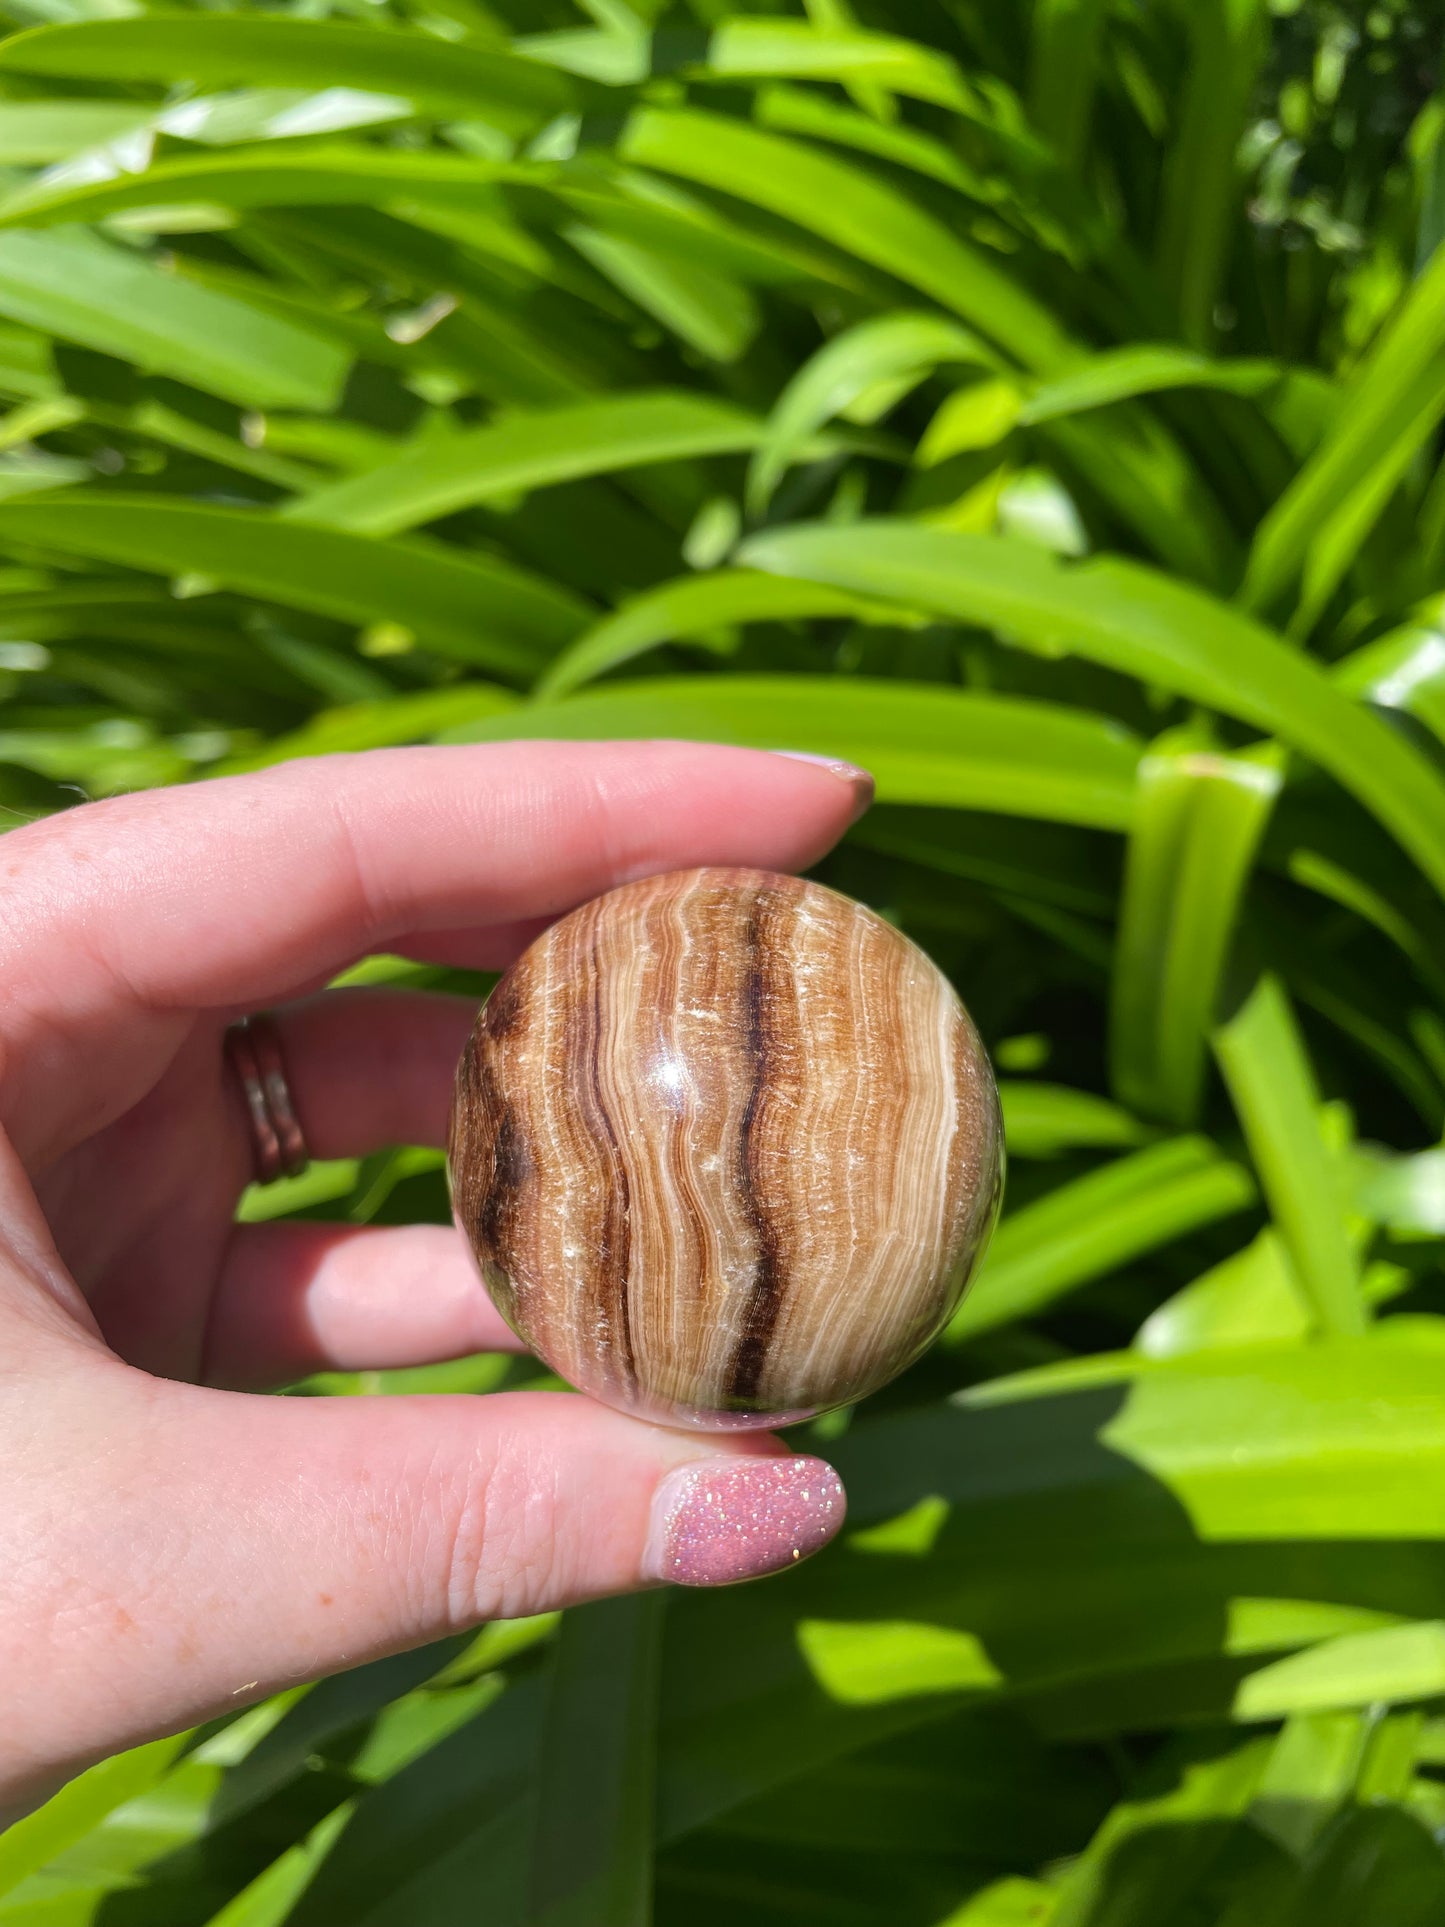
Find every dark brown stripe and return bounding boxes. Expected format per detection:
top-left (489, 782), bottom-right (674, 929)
top-left (481, 964), bottom-right (526, 1042)
top-left (467, 968), bottom-right (532, 1277)
top-left (452, 1020), bottom-right (533, 1343)
top-left (475, 1096), bottom-right (528, 1273)
top-left (727, 889), bottom-right (787, 1404)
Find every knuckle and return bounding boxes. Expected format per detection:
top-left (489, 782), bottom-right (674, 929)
top-left (428, 1424), bottom-right (569, 1626)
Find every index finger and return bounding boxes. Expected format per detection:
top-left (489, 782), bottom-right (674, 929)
top-left (0, 741), bottom-right (870, 1148)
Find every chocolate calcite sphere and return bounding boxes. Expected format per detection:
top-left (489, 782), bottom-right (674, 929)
top-left (449, 867), bottom-right (1002, 1429)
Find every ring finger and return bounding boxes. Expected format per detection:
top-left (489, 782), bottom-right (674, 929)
top-left (236, 985), bottom-right (481, 1165)
top-left (213, 984), bottom-right (518, 1388)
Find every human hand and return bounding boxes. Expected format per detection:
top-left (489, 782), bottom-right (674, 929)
top-left (0, 741), bottom-right (868, 1818)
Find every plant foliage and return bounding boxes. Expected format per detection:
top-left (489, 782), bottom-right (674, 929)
top-left (2, 0), bottom-right (1445, 1920)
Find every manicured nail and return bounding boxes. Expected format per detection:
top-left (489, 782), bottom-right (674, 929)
top-left (772, 750), bottom-right (875, 824)
top-left (645, 1455), bottom-right (846, 1587)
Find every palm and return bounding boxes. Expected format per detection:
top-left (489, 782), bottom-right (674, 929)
top-left (34, 1015), bottom-right (247, 1379)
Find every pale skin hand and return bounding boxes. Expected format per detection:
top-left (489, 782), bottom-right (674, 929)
top-left (0, 741), bottom-right (866, 1820)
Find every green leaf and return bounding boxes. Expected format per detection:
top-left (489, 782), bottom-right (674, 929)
top-left (1236, 1623), bottom-right (1445, 1721)
top-left (154, 88), bottom-right (413, 148)
top-left (939, 1880), bottom-right (1058, 1927)
top-left (1244, 241), bottom-right (1445, 627)
top-left (435, 674), bottom-right (1143, 828)
top-left (1109, 728), bottom-right (1283, 1126)
top-left (1048, 1735), bottom-right (1272, 1927)
top-left (1355, 1147), bottom-right (1445, 1235)
top-left (0, 17), bottom-right (576, 137)
top-left (0, 1734), bottom-right (191, 1899)
top-left (1028, 0), bottom-right (1110, 168)
top-left (1248, 1711), bottom-right (1369, 1856)
top-left (1213, 975), bottom-right (1366, 1338)
top-left (217, 686), bottom-right (522, 772)
top-left (1154, 0), bottom-right (1270, 348)
top-left (287, 392), bottom-right (791, 538)
top-left (748, 310), bottom-right (994, 512)
top-left (285, 1680), bottom-right (543, 1927)
top-left (795, 1619), bottom-right (1003, 1704)
top-left (851, 810), bottom-right (1118, 917)
top-left (0, 89), bottom-right (411, 170)
top-left (0, 229), bottom-right (347, 411)
top-left (1134, 1231), bottom-right (1311, 1358)
top-left (1038, 405), bottom-right (1241, 585)
top-left (737, 522), bottom-right (1445, 899)
top-left (754, 80), bottom-right (1004, 202)
top-left (701, 19), bottom-right (973, 111)
top-left (0, 496), bottom-right (588, 674)
top-left (0, 145), bottom-right (529, 230)
top-left (236, 1159), bottom-right (361, 1224)
top-left (526, 1596), bottom-right (663, 1927)
top-left (1020, 346), bottom-right (1288, 423)
top-left (916, 378), bottom-right (1022, 462)
top-left (997, 1081), bottom-right (1153, 1160)
top-left (536, 571), bottom-right (913, 698)
top-left (948, 1137), bottom-right (1258, 1342)
top-left (563, 226), bottom-right (759, 363)
top-left (1333, 595), bottom-right (1445, 747)
top-left (618, 108), bottom-right (1078, 373)
top-left (202, 1805), bottom-right (354, 1927)
top-left (0, 101), bottom-right (154, 163)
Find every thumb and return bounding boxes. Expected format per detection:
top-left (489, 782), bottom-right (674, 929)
top-left (5, 1355), bottom-right (844, 1794)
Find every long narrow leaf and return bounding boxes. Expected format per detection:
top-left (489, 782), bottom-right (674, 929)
top-left (526, 1596), bottom-right (663, 1927)
top-left (1244, 241), bottom-right (1445, 623)
top-left (287, 392), bottom-right (817, 537)
top-left (1154, 0), bottom-right (1270, 347)
top-left (1027, 0), bottom-right (1110, 167)
top-left (0, 146), bottom-right (530, 229)
top-left (749, 311), bottom-right (994, 512)
top-left (1213, 974), bottom-right (1366, 1337)
top-left (0, 17), bottom-right (576, 136)
top-left (0, 230), bottom-right (347, 412)
top-left (703, 18), bottom-right (972, 111)
top-left (619, 107), bottom-right (1078, 372)
top-left (0, 497), bottom-right (589, 673)
top-left (1110, 729), bottom-right (1283, 1126)
top-left (537, 572), bottom-right (912, 698)
top-left (947, 1138), bottom-right (1258, 1342)
top-left (0, 1734), bottom-right (191, 1899)
top-left (738, 522), bottom-right (1445, 898)
top-left (436, 675), bottom-right (1143, 827)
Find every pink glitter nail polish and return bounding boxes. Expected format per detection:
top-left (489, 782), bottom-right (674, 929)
top-left (645, 1455), bottom-right (846, 1587)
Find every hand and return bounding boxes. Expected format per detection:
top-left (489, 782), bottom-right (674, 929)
top-left (0, 741), bottom-right (867, 1817)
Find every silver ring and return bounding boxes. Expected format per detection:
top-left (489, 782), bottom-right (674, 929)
top-left (224, 1011), bottom-right (310, 1185)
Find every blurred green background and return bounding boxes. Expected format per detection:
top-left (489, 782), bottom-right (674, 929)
top-left (2, 0), bottom-right (1445, 1920)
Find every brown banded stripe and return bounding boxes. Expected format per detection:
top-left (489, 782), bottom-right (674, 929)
top-left (449, 867), bottom-right (1002, 1428)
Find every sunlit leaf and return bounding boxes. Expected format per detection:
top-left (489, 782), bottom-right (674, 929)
top-left (0, 230), bottom-right (347, 411)
top-left (437, 674), bottom-right (1143, 827)
top-left (949, 1136), bottom-right (1256, 1341)
top-left (738, 521), bottom-right (1445, 897)
top-left (0, 17), bottom-right (576, 137)
top-left (0, 497), bottom-right (588, 674)
top-left (619, 108), bottom-right (1078, 372)
top-left (1213, 975), bottom-right (1366, 1338)
top-left (1110, 728), bottom-right (1283, 1126)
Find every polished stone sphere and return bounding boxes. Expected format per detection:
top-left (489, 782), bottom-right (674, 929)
top-left (448, 866), bottom-right (1002, 1429)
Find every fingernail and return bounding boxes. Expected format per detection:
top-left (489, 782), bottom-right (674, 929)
top-left (772, 751), bottom-right (875, 825)
top-left (644, 1455), bottom-right (846, 1587)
